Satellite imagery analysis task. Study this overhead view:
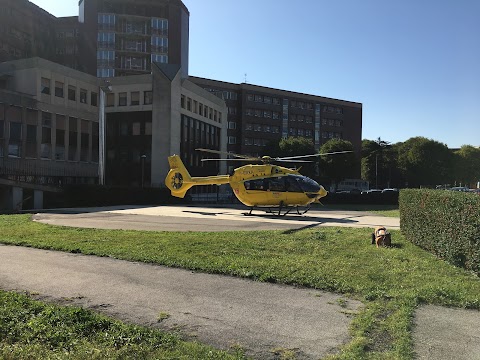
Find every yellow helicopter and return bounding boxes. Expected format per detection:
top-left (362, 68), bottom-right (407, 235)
top-left (165, 148), bottom-right (351, 216)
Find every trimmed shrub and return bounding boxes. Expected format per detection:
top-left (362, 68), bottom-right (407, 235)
top-left (400, 189), bottom-right (480, 275)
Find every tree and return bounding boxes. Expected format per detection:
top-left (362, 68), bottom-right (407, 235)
top-left (397, 137), bottom-right (453, 188)
top-left (361, 137), bottom-right (399, 189)
top-left (319, 139), bottom-right (356, 190)
top-left (262, 137), bottom-right (316, 177)
top-left (453, 145), bottom-right (480, 187)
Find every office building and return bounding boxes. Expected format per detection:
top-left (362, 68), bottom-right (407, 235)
top-left (190, 77), bottom-right (362, 159)
top-left (0, 57), bottom-right (100, 209)
top-left (78, 0), bottom-right (189, 78)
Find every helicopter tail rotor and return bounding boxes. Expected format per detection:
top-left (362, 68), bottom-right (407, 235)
top-left (165, 155), bottom-right (195, 198)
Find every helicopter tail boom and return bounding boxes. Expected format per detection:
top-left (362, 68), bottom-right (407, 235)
top-left (165, 155), bottom-right (230, 198)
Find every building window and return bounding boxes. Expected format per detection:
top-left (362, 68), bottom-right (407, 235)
top-left (131, 91), bottom-right (140, 105)
top-left (91, 92), bottom-right (98, 106)
top-left (41, 126), bottom-right (52, 159)
top-left (41, 77), bottom-right (50, 95)
top-left (254, 95), bottom-right (262, 102)
top-left (119, 92), bottom-right (127, 106)
top-left (68, 117), bottom-right (78, 161)
top-left (145, 122), bottom-right (152, 135)
top-left (8, 122), bottom-right (22, 157)
top-left (132, 122), bottom-right (141, 136)
top-left (106, 93), bottom-right (114, 107)
top-left (144, 91), bottom-right (153, 105)
top-left (68, 85), bottom-right (76, 101)
top-left (228, 136), bottom-right (236, 144)
top-left (186, 97), bottom-right (191, 111)
top-left (80, 89), bottom-right (87, 104)
top-left (228, 121), bottom-right (236, 130)
top-left (26, 124), bottom-right (37, 158)
top-left (80, 120), bottom-right (89, 162)
top-left (55, 114), bottom-right (66, 161)
top-left (55, 81), bottom-right (64, 97)
top-left (247, 94), bottom-right (254, 102)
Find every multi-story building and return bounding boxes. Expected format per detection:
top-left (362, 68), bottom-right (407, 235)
top-left (78, 0), bottom-right (189, 78)
top-left (190, 77), bottom-right (362, 160)
top-left (0, 0), bottom-right (57, 63)
top-left (1, 0), bottom-right (363, 207)
top-left (0, 57), bottom-right (100, 209)
top-left (103, 63), bottom-right (227, 188)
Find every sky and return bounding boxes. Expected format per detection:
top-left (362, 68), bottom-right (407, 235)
top-left (29, 0), bottom-right (480, 148)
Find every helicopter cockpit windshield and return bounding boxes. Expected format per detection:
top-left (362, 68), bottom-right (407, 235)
top-left (287, 175), bottom-right (321, 193)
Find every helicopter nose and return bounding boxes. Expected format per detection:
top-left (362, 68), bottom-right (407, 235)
top-left (317, 186), bottom-right (328, 199)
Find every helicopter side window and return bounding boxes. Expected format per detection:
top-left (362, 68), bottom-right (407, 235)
top-left (285, 176), bottom-right (303, 193)
top-left (244, 179), bottom-right (265, 191)
top-left (267, 177), bottom-right (286, 192)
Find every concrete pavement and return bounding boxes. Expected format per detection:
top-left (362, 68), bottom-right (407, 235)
top-left (0, 244), bottom-right (361, 360)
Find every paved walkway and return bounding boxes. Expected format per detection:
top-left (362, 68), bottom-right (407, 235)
top-left (0, 244), bottom-right (361, 360)
top-left (9, 205), bottom-right (480, 359)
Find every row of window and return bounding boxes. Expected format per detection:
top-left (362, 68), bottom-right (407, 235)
top-left (290, 100), bottom-right (314, 110)
top-left (323, 106), bottom-right (344, 114)
top-left (246, 94), bottom-right (281, 105)
top-left (290, 114), bottom-right (313, 123)
top-left (181, 95), bottom-right (223, 123)
top-left (40, 78), bottom-right (98, 106)
top-left (203, 88), bottom-right (238, 101)
top-left (244, 137), bottom-right (269, 147)
top-left (245, 108), bottom-right (281, 119)
top-left (105, 91), bottom-right (153, 107)
top-left (245, 94), bottom-right (344, 115)
top-left (98, 16), bottom-right (168, 35)
top-left (107, 121), bottom-right (152, 137)
top-left (0, 108), bottom-right (98, 162)
top-left (97, 33), bottom-right (169, 53)
top-left (322, 131), bottom-right (343, 139)
top-left (288, 128), bottom-right (313, 137)
top-left (322, 118), bottom-right (343, 127)
top-left (245, 123), bottom-right (281, 133)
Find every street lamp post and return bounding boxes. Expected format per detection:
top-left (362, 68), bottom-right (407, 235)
top-left (98, 81), bottom-right (112, 186)
top-left (141, 154), bottom-right (147, 188)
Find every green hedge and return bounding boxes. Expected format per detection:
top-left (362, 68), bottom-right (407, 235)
top-left (399, 189), bottom-right (480, 275)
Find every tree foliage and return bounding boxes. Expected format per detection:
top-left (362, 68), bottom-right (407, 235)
top-left (453, 145), bottom-right (480, 186)
top-left (262, 137), bottom-right (316, 177)
top-left (361, 138), bottom-right (400, 188)
top-left (319, 139), bottom-right (356, 189)
top-left (397, 137), bottom-right (453, 188)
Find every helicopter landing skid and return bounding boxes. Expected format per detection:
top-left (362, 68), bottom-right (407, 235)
top-left (243, 204), bottom-right (311, 217)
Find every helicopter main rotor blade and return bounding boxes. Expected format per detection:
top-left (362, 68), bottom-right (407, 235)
top-left (277, 150), bottom-right (353, 160)
top-left (195, 148), bottom-right (253, 160)
top-left (275, 159), bottom-right (314, 163)
top-left (200, 158), bottom-right (259, 162)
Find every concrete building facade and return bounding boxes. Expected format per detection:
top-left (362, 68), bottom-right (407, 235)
top-left (103, 63), bottom-right (227, 188)
top-left (190, 77), bottom-right (362, 161)
top-left (0, 57), bottom-right (100, 209)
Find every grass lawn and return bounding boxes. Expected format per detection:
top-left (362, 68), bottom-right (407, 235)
top-left (1, 214), bottom-right (479, 359)
top-left (320, 204), bottom-right (400, 218)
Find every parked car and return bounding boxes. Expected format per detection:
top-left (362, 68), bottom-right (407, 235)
top-left (449, 187), bottom-right (470, 192)
top-left (382, 188), bottom-right (399, 193)
top-left (361, 189), bottom-right (382, 195)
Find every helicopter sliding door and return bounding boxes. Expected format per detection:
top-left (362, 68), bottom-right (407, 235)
top-left (243, 177), bottom-right (287, 206)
